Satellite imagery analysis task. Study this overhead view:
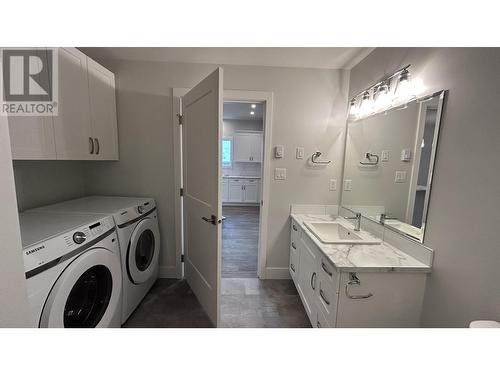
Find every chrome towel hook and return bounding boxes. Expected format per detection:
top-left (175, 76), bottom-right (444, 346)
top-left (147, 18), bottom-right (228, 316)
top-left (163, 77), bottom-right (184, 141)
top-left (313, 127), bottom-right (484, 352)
top-left (311, 151), bottom-right (332, 165)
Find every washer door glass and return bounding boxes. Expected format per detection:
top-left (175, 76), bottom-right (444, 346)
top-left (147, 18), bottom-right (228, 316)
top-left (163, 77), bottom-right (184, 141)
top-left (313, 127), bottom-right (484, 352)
top-left (135, 230), bottom-right (155, 272)
top-left (64, 265), bottom-right (113, 328)
top-left (127, 218), bottom-right (160, 284)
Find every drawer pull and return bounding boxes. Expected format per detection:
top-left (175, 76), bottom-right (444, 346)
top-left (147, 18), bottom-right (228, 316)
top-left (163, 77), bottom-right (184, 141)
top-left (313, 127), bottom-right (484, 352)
top-left (321, 260), bottom-right (333, 276)
top-left (290, 263), bottom-right (296, 272)
top-left (319, 289), bottom-right (330, 305)
top-left (310, 272), bottom-right (317, 290)
top-left (345, 273), bottom-right (374, 300)
top-left (291, 242), bottom-right (296, 250)
top-left (292, 224), bottom-right (298, 231)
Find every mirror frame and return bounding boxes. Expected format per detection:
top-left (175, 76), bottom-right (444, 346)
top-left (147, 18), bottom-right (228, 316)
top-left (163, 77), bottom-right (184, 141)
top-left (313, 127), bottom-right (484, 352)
top-left (340, 89), bottom-right (447, 243)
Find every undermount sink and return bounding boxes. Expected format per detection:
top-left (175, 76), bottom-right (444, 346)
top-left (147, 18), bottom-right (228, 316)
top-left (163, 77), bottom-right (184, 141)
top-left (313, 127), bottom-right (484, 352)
top-left (304, 221), bottom-right (381, 245)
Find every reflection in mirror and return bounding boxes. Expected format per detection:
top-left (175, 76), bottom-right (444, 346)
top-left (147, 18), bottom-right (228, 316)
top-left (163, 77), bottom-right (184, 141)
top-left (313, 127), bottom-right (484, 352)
top-left (341, 91), bottom-right (445, 242)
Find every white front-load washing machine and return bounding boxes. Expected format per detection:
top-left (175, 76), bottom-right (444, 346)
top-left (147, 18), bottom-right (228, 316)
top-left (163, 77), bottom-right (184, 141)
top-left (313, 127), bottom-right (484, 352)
top-left (18, 212), bottom-right (122, 328)
top-left (28, 196), bottom-right (160, 324)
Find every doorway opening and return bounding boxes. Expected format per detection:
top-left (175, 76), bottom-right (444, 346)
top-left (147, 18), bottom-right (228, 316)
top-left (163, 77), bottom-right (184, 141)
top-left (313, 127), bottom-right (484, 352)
top-left (221, 101), bottom-right (264, 279)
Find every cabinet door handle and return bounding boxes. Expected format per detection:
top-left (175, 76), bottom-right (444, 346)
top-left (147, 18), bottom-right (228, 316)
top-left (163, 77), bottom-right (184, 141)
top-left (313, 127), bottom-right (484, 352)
top-left (310, 272), bottom-right (317, 290)
top-left (89, 137), bottom-right (94, 154)
top-left (319, 289), bottom-right (330, 305)
top-left (291, 242), bottom-right (296, 249)
top-left (321, 260), bottom-right (333, 277)
top-left (94, 138), bottom-right (100, 155)
top-left (290, 263), bottom-right (295, 272)
top-left (292, 224), bottom-right (298, 232)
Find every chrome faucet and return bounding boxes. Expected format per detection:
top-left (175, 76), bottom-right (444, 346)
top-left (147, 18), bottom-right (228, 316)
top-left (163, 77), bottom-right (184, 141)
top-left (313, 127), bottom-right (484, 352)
top-left (344, 212), bottom-right (361, 231)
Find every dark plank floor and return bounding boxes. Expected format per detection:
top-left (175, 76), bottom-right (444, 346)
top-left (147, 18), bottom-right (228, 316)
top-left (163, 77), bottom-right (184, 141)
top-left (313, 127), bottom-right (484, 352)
top-left (222, 206), bottom-right (259, 278)
top-left (124, 278), bottom-right (310, 328)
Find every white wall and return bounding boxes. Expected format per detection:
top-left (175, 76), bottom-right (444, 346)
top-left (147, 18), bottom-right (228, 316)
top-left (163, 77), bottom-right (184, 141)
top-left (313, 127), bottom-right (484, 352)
top-left (80, 53), bottom-right (350, 278)
top-left (0, 116), bottom-right (31, 327)
top-left (349, 48), bottom-right (500, 327)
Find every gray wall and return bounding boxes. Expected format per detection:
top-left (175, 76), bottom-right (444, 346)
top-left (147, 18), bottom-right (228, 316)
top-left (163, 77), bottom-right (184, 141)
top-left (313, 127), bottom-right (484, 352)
top-left (14, 161), bottom-right (86, 211)
top-left (80, 54), bottom-right (350, 277)
top-left (349, 48), bottom-right (500, 327)
top-left (0, 115), bottom-right (31, 327)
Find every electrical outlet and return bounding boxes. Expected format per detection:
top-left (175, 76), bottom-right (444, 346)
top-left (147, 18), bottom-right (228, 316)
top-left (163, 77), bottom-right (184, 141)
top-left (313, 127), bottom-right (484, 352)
top-left (344, 179), bottom-right (352, 191)
top-left (274, 168), bottom-right (287, 180)
top-left (381, 150), bottom-right (390, 161)
top-left (401, 149), bottom-right (411, 162)
top-left (394, 171), bottom-right (407, 183)
top-left (296, 147), bottom-right (304, 159)
top-left (329, 179), bottom-right (337, 191)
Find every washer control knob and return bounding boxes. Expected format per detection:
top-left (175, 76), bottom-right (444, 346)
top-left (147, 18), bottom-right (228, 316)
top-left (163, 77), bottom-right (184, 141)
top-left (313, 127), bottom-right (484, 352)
top-left (137, 205), bottom-right (145, 214)
top-left (73, 232), bottom-right (86, 245)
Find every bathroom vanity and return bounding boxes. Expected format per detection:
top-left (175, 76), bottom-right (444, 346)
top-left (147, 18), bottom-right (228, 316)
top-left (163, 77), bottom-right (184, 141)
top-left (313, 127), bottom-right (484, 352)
top-left (289, 212), bottom-right (431, 328)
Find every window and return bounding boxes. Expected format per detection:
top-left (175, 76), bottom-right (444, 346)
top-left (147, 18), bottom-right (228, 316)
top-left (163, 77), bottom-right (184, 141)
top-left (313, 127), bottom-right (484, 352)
top-left (222, 137), bottom-right (232, 167)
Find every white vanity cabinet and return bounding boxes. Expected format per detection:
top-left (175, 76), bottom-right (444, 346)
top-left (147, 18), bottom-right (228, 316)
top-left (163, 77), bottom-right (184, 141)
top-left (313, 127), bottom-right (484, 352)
top-left (233, 133), bottom-right (262, 162)
top-left (8, 48), bottom-right (118, 161)
top-left (290, 218), bottom-right (426, 328)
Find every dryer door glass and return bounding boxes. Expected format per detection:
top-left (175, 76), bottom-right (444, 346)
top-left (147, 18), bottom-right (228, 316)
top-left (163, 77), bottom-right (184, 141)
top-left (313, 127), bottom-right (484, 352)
top-left (135, 229), bottom-right (155, 271)
top-left (64, 265), bottom-right (113, 328)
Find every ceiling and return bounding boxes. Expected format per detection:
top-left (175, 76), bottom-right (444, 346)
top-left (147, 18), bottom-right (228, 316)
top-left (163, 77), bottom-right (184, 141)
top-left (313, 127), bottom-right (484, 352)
top-left (224, 102), bottom-right (264, 121)
top-left (80, 47), bottom-right (374, 70)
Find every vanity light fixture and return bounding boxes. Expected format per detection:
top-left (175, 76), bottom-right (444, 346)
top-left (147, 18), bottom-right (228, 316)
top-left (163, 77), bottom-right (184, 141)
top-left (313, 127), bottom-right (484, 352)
top-left (348, 64), bottom-right (424, 120)
top-left (251, 104), bottom-right (256, 109)
top-left (250, 111), bottom-right (255, 115)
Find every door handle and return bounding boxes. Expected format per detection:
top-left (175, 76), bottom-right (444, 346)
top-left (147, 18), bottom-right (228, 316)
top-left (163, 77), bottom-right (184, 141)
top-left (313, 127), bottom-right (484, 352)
top-left (202, 214), bottom-right (221, 225)
top-left (94, 138), bottom-right (100, 155)
top-left (89, 137), bottom-right (94, 154)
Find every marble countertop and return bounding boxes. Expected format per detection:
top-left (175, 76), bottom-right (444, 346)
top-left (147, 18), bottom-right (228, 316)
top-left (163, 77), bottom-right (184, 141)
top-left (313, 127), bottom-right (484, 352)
top-left (291, 213), bottom-right (431, 273)
top-left (222, 175), bottom-right (261, 179)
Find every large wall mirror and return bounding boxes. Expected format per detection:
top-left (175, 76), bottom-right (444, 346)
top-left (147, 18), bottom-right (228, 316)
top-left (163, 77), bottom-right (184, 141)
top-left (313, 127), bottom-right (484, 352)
top-left (341, 90), bottom-right (446, 242)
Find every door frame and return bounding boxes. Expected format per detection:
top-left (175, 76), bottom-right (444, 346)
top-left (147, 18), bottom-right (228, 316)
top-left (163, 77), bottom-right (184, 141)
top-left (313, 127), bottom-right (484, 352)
top-left (172, 88), bottom-right (273, 279)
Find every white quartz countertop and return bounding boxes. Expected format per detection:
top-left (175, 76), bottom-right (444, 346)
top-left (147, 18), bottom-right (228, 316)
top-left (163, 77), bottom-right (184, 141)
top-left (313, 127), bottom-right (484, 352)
top-left (291, 213), bottom-right (431, 273)
top-left (222, 175), bottom-right (261, 179)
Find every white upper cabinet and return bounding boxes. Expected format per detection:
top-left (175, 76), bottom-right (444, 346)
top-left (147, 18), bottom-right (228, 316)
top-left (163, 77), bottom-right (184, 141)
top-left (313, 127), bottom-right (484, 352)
top-left (8, 48), bottom-right (118, 161)
top-left (53, 48), bottom-right (93, 160)
top-left (8, 49), bottom-right (56, 159)
top-left (87, 57), bottom-right (118, 160)
top-left (234, 133), bottom-right (262, 162)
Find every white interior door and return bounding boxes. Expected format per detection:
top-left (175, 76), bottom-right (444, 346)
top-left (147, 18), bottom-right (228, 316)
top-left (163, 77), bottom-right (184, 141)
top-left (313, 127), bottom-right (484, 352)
top-left (182, 68), bottom-right (223, 326)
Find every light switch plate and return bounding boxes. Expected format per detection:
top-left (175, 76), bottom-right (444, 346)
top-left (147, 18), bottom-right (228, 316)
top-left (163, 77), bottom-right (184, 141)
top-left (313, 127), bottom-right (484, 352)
top-left (274, 168), bottom-right (287, 180)
top-left (401, 148), bottom-right (411, 162)
top-left (381, 150), bottom-right (390, 161)
top-left (344, 179), bottom-right (352, 191)
top-left (329, 179), bottom-right (337, 191)
top-left (394, 171), bottom-right (407, 183)
top-left (275, 145), bottom-right (284, 159)
top-left (296, 147), bottom-right (304, 159)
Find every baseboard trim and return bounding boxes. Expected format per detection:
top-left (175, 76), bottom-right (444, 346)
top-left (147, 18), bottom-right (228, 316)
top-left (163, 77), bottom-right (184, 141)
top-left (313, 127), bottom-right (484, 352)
top-left (158, 265), bottom-right (180, 279)
top-left (263, 267), bottom-right (291, 279)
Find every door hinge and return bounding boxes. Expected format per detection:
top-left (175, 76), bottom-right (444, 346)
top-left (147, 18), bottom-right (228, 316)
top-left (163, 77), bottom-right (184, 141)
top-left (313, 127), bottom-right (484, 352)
top-left (177, 114), bottom-right (183, 125)
top-left (180, 188), bottom-right (184, 196)
top-left (181, 254), bottom-right (185, 263)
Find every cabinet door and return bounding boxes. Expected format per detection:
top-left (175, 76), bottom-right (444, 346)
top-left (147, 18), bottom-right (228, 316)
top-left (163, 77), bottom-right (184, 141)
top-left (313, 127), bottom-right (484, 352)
top-left (242, 180), bottom-right (259, 203)
top-left (233, 134), bottom-right (253, 162)
top-left (8, 49), bottom-right (56, 160)
top-left (297, 237), bottom-right (319, 325)
top-left (249, 134), bottom-right (263, 162)
top-left (221, 179), bottom-right (229, 202)
top-left (53, 48), bottom-right (92, 160)
top-left (87, 57), bottom-right (118, 160)
top-left (228, 179), bottom-right (244, 202)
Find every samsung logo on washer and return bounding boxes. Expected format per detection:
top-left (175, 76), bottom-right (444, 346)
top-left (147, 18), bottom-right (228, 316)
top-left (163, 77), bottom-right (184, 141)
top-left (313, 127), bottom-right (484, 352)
top-left (26, 245), bottom-right (45, 256)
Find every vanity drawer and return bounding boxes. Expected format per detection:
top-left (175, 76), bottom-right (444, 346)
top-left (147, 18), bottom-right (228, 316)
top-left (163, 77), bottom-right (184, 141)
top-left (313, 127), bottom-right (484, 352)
top-left (290, 219), bottom-right (301, 243)
top-left (319, 256), bottom-right (337, 284)
top-left (316, 271), bottom-right (339, 327)
top-left (316, 307), bottom-right (330, 328)
top-left (289, 243), bottom-right (299, 281)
